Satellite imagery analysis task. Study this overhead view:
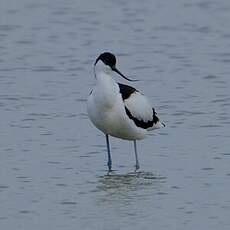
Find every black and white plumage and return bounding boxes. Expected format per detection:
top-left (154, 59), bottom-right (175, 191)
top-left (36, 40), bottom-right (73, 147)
top-left (87, 52), bottom-right (165, 171)
top-left (118, 83), bottom-right (160, 130)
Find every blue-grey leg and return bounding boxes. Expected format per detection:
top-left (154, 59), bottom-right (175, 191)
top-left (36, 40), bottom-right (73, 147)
top-left (134, 140), bottom-right (140, 171)
top-left (106, 134), bottom-right (112, 172)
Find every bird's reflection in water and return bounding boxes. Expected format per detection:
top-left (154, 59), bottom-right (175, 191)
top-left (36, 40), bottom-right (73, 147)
top-left (95, 171), bottom-right (167, 207)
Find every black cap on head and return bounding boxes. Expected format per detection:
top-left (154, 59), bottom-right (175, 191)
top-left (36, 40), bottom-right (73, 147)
top-left (94, 52), bottom-right (138, 82)
top-left (94, 52), bottom-right (116, 69)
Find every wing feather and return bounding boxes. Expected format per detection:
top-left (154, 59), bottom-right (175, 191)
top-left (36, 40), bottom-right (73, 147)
top-left (124, 91), bottom-right (153, 122)
top-left (118, 83), bottom-right (160, 129)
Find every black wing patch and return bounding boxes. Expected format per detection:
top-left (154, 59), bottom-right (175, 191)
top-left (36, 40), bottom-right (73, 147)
top-left (125, 107), bottom-right (159, 129)
top-left (118, 83), bottom-right (137, 100)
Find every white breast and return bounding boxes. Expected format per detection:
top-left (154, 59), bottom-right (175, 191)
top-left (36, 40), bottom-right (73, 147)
top-left (87, 73), bottom-right (147, 140)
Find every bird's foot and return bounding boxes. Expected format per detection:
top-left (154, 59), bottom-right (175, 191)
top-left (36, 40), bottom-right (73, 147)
top-left (107, 164), bottom-right (112, 174)
top-left (135, 164), bottom-right (140, 172)
top-left (107, 160), bottom-right (112, 172)
top-left (107, 168), bottom-right (114, 175)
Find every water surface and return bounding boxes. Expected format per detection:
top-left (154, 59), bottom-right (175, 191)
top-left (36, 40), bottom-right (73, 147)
top-left (1, 0), bottom-right (230, 229)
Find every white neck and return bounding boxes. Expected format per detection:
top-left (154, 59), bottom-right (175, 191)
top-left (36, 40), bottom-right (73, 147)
top-left (93, 60), bottom-right (118, 107)
top-left (94, 60), bottom-right (113, 78)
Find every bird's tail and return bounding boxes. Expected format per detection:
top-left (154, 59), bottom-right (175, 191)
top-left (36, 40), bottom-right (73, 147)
top-left (148, 109), bottom-right (165, 130)
top-left (152, 120), bottom-right (165, 129)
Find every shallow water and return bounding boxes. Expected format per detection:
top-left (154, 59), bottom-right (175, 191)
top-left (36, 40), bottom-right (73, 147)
top-left (1, 0), bottom-right (230, 229)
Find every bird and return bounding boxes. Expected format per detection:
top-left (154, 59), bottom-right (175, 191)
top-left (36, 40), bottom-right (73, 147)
top-left (87, 52), bottom-right (165, 172)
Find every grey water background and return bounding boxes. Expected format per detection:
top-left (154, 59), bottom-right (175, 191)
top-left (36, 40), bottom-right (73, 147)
top-left (1, 0), bottom-right (230, 229)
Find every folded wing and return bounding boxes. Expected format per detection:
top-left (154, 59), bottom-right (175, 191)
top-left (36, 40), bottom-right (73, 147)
top-left (118, 83), bottom-right (160, 130)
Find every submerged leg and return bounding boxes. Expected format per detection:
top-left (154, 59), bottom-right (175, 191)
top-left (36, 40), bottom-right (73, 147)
top-left (134, 140), bottom-right (140, 171)
top-left (106, 134), bottom-right (112, 172)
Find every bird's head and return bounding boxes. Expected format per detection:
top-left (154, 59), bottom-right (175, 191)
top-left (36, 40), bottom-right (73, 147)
top-left (94, 52), bottom-right (137, 82)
